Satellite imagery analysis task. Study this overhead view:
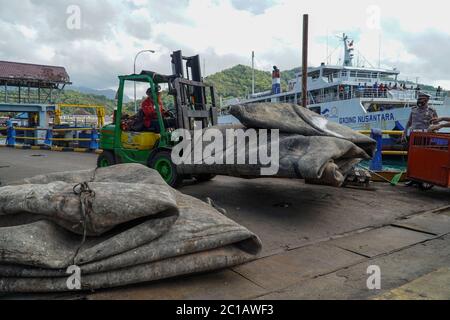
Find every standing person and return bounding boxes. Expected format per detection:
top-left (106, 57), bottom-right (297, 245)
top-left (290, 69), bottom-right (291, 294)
top-left (402, 92), bottom-right (438, 187)
top-left (402, 92), bottom-right (438, 141)
top-left (436, 86), bottom-right (442, 97)
top-left (357, 83), bottom-right (364, 97)
top-left (272, 66), bottom-right (281, 94)
top-left (344, 85), bottom-right (350, 99)
top-left (414, 85), bottom-right (420, 98)
top-left (339, 84), bottom-right (344, 99)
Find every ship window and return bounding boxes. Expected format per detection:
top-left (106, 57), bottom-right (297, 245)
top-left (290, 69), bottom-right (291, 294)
top-left (309, 71), bottom-right (320, 80)
top-left (356, 72), bottom-right (368, 78)
top-left (367, 103), bottom-right (404, 112)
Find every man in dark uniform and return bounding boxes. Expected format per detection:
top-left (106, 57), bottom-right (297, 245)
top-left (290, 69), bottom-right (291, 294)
top-left (402, 92), bottom-right (438, 142)
top-left (402, 92), bottom-right (438, 187)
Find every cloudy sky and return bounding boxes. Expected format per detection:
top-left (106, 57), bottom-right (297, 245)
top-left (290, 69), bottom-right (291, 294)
top-left (1, 0), bottom-right (450, 95)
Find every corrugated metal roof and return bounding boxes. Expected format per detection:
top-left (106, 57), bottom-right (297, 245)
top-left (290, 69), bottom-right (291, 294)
top-left (0, 61), bottom-right (70, 83)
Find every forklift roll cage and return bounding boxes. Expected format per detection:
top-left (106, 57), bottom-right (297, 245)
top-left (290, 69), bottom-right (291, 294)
top-left (116, 73), bottom-right (169, 147)
top-left (114, 72), bottom-right (219, 150)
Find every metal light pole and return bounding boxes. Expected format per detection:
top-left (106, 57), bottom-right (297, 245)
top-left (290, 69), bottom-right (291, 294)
top-left (134, 49), bottom-right (156, 113)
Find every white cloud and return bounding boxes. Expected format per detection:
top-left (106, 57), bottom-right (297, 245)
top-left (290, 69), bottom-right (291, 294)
top-left (36, 46), bottom-right (56, 62)
top-left (0, 0), bottom-right (449, 92)
top-left (17, 25), bottom-right (37, 39)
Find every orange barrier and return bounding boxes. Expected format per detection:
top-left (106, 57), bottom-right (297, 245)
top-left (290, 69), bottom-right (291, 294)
top-left (408, 132), bottom-right (450, 188)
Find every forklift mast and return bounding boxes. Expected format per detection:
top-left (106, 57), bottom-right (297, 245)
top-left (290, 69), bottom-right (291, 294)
top-left (171, 50), bottom-right (202, 82)
top-left (170, 50), bottom-right (217, 130)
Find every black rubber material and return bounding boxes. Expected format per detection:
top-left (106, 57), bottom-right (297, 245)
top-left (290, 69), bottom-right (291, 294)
top-left (194, 174), bottom-right (216, 183)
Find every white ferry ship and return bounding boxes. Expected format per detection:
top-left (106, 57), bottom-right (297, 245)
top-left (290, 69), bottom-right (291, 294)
top-left (222, 34), bottom-right (449, 145)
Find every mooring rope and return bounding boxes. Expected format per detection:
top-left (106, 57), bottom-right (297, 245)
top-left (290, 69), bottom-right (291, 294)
top-left (71, 181), bottom-right (96, 265)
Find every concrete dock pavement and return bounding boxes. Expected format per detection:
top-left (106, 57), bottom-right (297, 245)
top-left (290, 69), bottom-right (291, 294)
top-left (1, 147), bottom-right (450, 300)
top-left (374, 267), bottom-right (450, 300)
top-left (0, 147), bottom-right (96, 185)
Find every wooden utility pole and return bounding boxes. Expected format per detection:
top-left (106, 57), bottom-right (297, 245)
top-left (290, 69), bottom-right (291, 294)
top-left (302, 14), bottom-right (309, 108)
top-left (252, 51), bottom-right (255, 96)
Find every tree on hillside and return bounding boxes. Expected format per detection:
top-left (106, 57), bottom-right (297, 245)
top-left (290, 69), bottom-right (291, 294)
top-left (205, 65), bottom-right (297, 100)
top-left (56, 90), bottom-right (116, 115)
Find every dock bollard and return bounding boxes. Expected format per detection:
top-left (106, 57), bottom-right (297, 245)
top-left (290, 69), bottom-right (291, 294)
top-left (6, 120), bottom-right (16, 146)
top-left (44, 129), bottom-right (53, 146)
top-left (370, 128), bottom-right (383, 171)
top-left (90, 129), bottom-right (99, 150)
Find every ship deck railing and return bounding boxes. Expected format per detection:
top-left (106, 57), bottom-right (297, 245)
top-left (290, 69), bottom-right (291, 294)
top-left (222, 88), bottom-right (446, 108)
top-left (309, 88), bottom-right (446, 105)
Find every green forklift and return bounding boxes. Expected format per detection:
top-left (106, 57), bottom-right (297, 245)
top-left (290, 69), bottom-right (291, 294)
top-left (97, 50), bottom-right (218, 187)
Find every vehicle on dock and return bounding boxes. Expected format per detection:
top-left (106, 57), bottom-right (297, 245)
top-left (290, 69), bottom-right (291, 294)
top-left (222, 34), bottom-right (449, 150)
top-left (97, 51), bottom-right (218, 187)
top-left (407, 131), bottom-right (450, 190)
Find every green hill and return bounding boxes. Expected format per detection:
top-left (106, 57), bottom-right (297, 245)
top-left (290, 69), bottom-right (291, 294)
top-left (205, 64), bottom-right (272, 99)
top-left (56, 90), bottom-right (117, 115)
top-left (204, 64), bottom-right (299, 100)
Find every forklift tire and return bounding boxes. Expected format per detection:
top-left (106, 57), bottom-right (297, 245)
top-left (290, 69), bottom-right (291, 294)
top-left (194, 174), bottom-right (216, 183)
top-left (97, 151), bottom-right (116, 168)
top-left (148, 150), bottom-right (183, 188)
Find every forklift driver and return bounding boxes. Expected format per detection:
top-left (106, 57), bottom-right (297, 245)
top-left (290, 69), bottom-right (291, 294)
top-left (132, 87), bottom-right (175, 132)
